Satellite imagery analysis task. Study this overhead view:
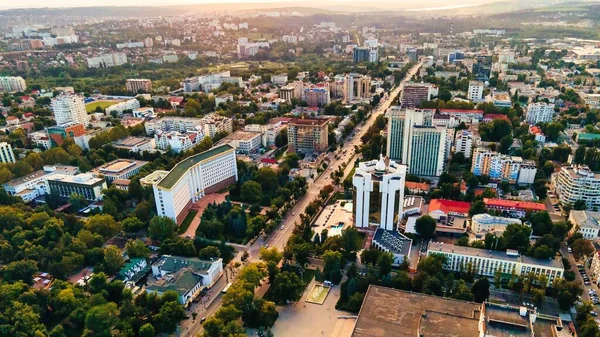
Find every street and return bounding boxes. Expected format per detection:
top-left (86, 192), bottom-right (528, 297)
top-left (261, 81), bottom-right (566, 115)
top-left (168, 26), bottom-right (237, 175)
top-left (182, 62), bottom-right (422, 337)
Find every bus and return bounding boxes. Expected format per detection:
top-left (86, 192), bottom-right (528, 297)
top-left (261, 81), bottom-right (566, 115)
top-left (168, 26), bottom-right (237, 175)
top-left (222, 282), bottom-right (233, 294)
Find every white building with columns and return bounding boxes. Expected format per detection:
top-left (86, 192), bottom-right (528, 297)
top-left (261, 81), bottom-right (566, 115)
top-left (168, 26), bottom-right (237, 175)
top-left (149, 144), bottom-right (238, 224)
top-left (352, 156), bottom-right (407, 231)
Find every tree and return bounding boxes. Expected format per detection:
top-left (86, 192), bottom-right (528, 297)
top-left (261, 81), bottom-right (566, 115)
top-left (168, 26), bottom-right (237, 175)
top-left (571, 238), bottom-right (594, 260)
top-left (553, 279), bottom-right (583, 310)
top-left (454, 280), bottom-right (474, 301)
top-left (86, 214), bottom-right (121, 239)
top-left (139, 323), bottom-right (156, 337)
top-left (415, 215), bottom-right (436, 239)
top-left (149, 216), bottom-right (178, 241)
top-left (199, 246), bottom-right (221, 259)
top-left (240, 181), bottom-right (263, 204)
top-left (322, 250), bottom-right (344, 283)
top-left (259, 247), bottom-right (283, 264)
top-left (472, 278), bottom-right (490, 302)
top-left (377, 252), bottom-right (394, 277)
top-left (121, 217), bottom-right (145, 233)
top-left (340, 226), bottom-right (360, 257)
top-left (574, 200), bottom-right (588, 211)
top-left (244, 298), bottom-right (278, 329)
top-left (501, 224), bottom-right (532, 252)
top-left (499, 135), bottom-right (513, 154)
top-left (154, 300), bottom-right (187, 333)
top-left (125, 239), bottom-right (150, 258)
top-left (361, 248), bottom-right (382, 265)
top-left (268, 271), bottom-right (305, 304)
top-left (84, 303), bottom-right (119, 337)
top-left (69, 193), bottom-right (87, 210)
top-left (469, 201), bottom-right (486, 217)
top-left (102, 245), bottom-right (124, 275)
top-left (1, 259), bottom-right (38, 284)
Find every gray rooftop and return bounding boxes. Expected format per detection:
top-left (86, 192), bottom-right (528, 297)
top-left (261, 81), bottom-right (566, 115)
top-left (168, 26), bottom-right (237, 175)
top-left (570, 210), bottom-right (600, 229)
top-left (373, 228), bottom-right (412, 256)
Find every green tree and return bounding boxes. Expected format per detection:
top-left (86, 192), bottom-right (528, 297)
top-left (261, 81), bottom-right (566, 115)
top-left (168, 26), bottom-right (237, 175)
top-left (269, 271), bottom-right (305, 304)
top-left (149, 216), bottom-right (178, 241)
top-left (1, 259), bottom-right (38, 284)
top-left (125, 239), bottom-right (150, 258)
top-left (415, 215), bottom-right (437, 239)
top-left (199, 246), bottom-right (221, 259)
top-left (121, 217), bottom-right (145, 233)
top-left (240, 181), bottom-right (263, 204)
top-left (102, 245), bottom-right (124, 275)
top-left (472, 277), bottom-right (490, 302)
top-left (259, 247), bottom-right (283, 264)
top-left (83, 303), bottom-right (119, 337)
top-left (139, 323), bottom-right (156, 337)
top-left (377, 252), bottom-right (394, 277)
top-left (86, 214), bottom-right (121, 239)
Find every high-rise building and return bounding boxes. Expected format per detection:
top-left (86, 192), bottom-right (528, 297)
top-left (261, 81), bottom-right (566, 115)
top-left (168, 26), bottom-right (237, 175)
top-left (149, 144), bottom-right (238, 223)
top-left (352, 156), bottom-right (407, 230)
top-left (302, 86), bottom-right (330, 107)
top-left (526, 102), bottom-right (555, 125)
top-left (86, 52), bottom-right (128, 68)
top-left (553, 165), bottom-right (600, 209)
top-left (144, 37), bottom-right (154, 48)
top-left (472, 55), bottom-right (492, 81)
top-left (0, 76), bottom-right (26, 93)
top-left (400, 82), bottom-right (432, 108)
top-left (353, 47), bottom-right (370, 63)
top-left (287, 118), bottom-right (328, 154)
top-left (51, 94), bottom-right (90, 126)
top-left (386, 108), bottom-right (447, 176)
top-left (471, 147), bottom-right (536, 184)
top-left (279, 86), bottom-right (296, 102)
top-left (454, 130), bottom-right (474, 158)
top-left (0, 142), bottom-right (16, 163)
top-left (447, 50), bottom-right (464, 63)
top-left (468, 81), bottom-right (484, 101)
top-left (343, 73), bottom-right (371, 102)
top-left (126, 79), bottom-right (152, 93)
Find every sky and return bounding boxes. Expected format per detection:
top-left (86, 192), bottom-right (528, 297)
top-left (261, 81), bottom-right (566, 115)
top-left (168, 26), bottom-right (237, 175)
top-left (0, 0), bottom-right (483, 10)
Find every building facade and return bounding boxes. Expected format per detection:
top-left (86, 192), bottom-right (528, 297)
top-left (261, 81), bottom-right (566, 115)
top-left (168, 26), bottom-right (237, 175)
top-left (0, 76), bottom-right (26, 93)
top-left (468, 81), bottom-right (484, 101)
top-left (553, 165), bottom-right (600, 209)
top-left (428, 242), bottom-right (563, 285)
top-left (287, 118), bottom-right (328, 154)
top-left (126, 79), bottom-right (152, 93)
top-left (47, 173), bottom-right (107, 201)
top-left (343, 73), bottom-right (371, 102)
top-left (454, 130), bottom-right (473, 158)
top-left (91, 159), bottom-right (148, 182)
top-left (470, 213), bottom-right (522, 236)
top-left (526, 102), bottom-right (555, 125)
top-left (569, 210), bottom-right (600, 240)
top-left (471, 147), bottom-right (536, 184)
top-left (0, 142), bottom-right (16, 163)
top-left (51, 94), bottom-right (90, 126)
top-left (150, 144), bottom-right (238, 223)
top-left (400, 83), bottom-right (432, 108)
top-left (353, 157), bottom-right (407, 231)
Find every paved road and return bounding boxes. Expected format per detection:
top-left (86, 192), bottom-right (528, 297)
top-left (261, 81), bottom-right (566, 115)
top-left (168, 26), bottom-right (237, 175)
top-left (183, 62), bottom-right (422, 337)
top-left (560, 242), bottom-right (598, 304)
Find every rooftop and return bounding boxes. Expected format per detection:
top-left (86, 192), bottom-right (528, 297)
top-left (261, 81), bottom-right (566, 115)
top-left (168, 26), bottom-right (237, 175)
top-left (113, 136), bottom-right (152, 147)
top-left (220, 130), bottom-right (261, 141)
top-left (569, 210), bottom-right (600, 229)
top-left (352, 286), bottom-right (481, 337)
top-left (427, 242), bottom-right (564, 269)
top-left (3, 165), bottom-right (79, 187)
top-left (157, 144), bottom-right (234, 190)
top-left (289, 118), bottom-right (328, 126)
top-left (94, 159), bottom-right (148, 175)
top-left (47, 173), bottom-right (105, 186)
top-left (429, 199), bottom-right (471, 215)
top-left (373, 228), bottom-right (412, 256)
top-left (483, 198), bottom-right (547, 212)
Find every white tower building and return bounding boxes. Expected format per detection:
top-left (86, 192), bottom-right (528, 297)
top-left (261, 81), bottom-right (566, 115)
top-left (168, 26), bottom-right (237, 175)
top-left (51, 94), bottom-right (90, 126)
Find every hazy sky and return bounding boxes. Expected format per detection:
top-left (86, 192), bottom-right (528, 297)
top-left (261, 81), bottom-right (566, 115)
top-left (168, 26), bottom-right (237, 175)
top-left (1, 0), bottom-right (480, 10)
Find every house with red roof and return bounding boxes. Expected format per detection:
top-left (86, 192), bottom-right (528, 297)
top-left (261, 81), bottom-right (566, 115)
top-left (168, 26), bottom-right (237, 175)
top-left (5, 115), bottom-right (19, 126)
top-left (23, 112), bottom-right (35, 121)
top-left (428, 199), bottom-right (471, 220)
top-left (482, 114), bottom-right (510, 123)
top-left (529, 125), bottom-right (546, 143)
top-left (483, 198), bottom-right (546, 217)
top-left (405, 181), bottom-right (430, 194)
top-left (169, 96), bottom-right (184, 109)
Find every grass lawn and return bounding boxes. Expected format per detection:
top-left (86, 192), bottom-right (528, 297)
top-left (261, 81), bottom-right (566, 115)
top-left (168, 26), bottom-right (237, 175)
top-left (178, 210), bottom-right (198, 234)
top-left (85, 101), bottom-right (117, 113)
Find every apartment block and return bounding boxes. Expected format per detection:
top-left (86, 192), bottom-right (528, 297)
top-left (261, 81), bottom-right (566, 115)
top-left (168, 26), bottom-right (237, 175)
top-left (553, 165), bottom-right (600, 209)
top-left (51, 94), bottom-right (90, 126)
top-left (526, 102), bottom-right (555, 125)
top-left (0, 76), bottom-right (26, 93)
top-left (0, 142), bottom-right (16, 163)
top-left (126, 79), bottom-right (152, 93)
top-left (287, 118), bottom-right (328, 154)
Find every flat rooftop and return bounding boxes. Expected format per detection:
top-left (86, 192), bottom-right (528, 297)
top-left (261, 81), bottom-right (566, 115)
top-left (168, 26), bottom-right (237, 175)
top-left (94, 159), bottom-right (148, 175)
top-left (221, 130), bottom-right (261, 141)
top-left (352, 286), bottom-right (481, 337)
top-left (114, 136), bottom-right (152, 147)
top-left (427, 242), bottom-right (564, 269)
top-left (157, 144), bottom-right (234, 190)
top-left (289, 118), bottom-right (328, 126)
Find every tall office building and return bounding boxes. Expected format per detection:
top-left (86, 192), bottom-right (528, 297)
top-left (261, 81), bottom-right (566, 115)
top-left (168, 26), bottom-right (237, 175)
top-left (468, 81), bottom-right (484, 101)
top-left (51, 94), bottom-right (90, 126)
top-left (386, 108), bottom-right (447, 176)
top-left (0, 76), bottom-right (26, 93)
top-left (526, 102), bottom-right (555, 125)
top-left (150, 144), bottom-right (238, 223)
top-left (472, 55), bottom-right (492, 81)
top-left (126, 79), bottom-right (152, 93)
top-left (400, 82), bottom-right (432, 108)
top-left (352, 156), bottom-right (407, 230)
top-left (343, 73), bottom-right (371, 102)
top-left (287, 118), bottom-right (328, 154)
top-left (353, 47), bottom-right (370, 63)
top-left (0, 142), bottom-right (16, 163)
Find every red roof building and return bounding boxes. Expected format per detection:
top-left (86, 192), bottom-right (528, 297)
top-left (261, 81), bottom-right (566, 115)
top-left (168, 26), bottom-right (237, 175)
top-left (405, 181), bottom-right (431, 193)
top-left (483, 198), bottom-right (546, 216)
top-left (482, 114), bottom-right (510, 123)
top-left (428, 199), bottom-right (471, 219)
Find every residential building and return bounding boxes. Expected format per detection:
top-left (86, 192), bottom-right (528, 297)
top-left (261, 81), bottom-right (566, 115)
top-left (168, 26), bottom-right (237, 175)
top-left (553, 165), bottom-right (600, 209)
top-left (47, 173), bottom-right (107, 201)
top-left (145, 116), bottom-right (232, 139)
top-left (0, 142), bottom-right (16, 163)
top-left (91, 159), bottom-right (148, 182)
top-left (591, 251), bottom-right (600, 284)
top-left (472, 55), bottom-right (492, 81)
top-left (47, 123), bottom-right (86, 147)
top-left (405, 181), bottom-right (430, 194)
top-left (271, 74), bottom-right (288, 86)
top-left (471, 147), bottom-right (536, 184)
top-left (353, 47), bottom-right (377, 63)
top-left (3, 165), bottom-right (78, 202)
top-left (117, 258), bottom-right (150, 286)
top-left (467, 81), bottom-right (484, 101)
top-left (302, 86), bottom-right (330, 107)
top-left (287, 118), bottom-right (328, 154)
top-left (352, 156), bottom-right (407, 230)
top-left (447, 50), bottom-right (465, 63)
top-left (215, 94), bottom-right (233, 107)
top-left (154, 130), bottom-right (205, 153)
top-left (400, 82), bottom-right (433, 108)
top-left (353, 286), bottom-right (564, 337)
top-left (279, 86), bottom-right (296, 102)
top-left (126, 79), bottom-right (152, 93)
top-left (483, 198), bottom-right (546, 217)
top-left (343, 73), bottom-right (371, 102)
top-left (436, 109), bottom-right (483, 127)
top-left (86, 52), bottom-right (127, 68)
top-left (132, 107), bottom-right (155, 119)
top-left (529, 125), bottom-right (546, 143)
top-left (150, 144), bottom-right (238, 223)
top-left (217, 131), bottom-right (262, 154)
top-left (148, 255), bottom-right (223, 307)
top-left (371, 228), bottom-right (412, 266)
top-left (470, 213), bottom-right (522, 236)
top-left (569, 210), bottom-right (600, 240)
top-left (184, 71), bottom-right (243, 93)
top-left (454, 130), bottom-right (473, 158)
top-left (428, 199), bottom-right (470, 220)
top-left (428, 242), bottom-right (563, 284)
top-left (51, 94), bottom-right (90, 126)
top-left (526, 102), bottom-right (555, 125)
top-left (112, 179), bottom-right (131, 191)
top-left (0, 76), bottom-right (26, 93)
top-left (105, 99), bottom-right (141, 116)
top-left (112, 136), bottom-right (154, 153)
